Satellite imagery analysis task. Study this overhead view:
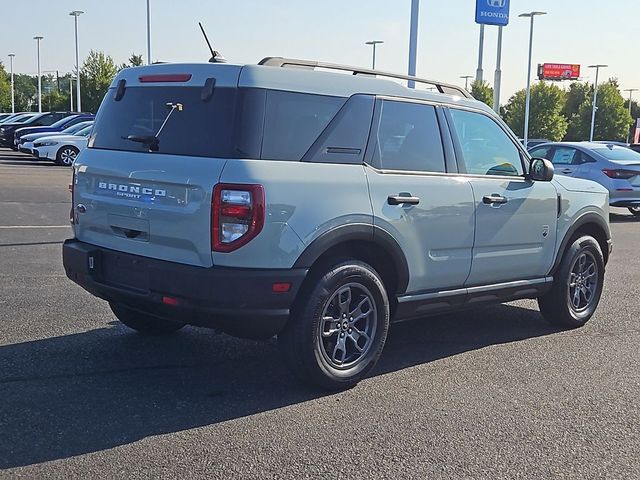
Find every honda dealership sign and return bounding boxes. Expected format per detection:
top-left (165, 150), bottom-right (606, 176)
top-left (476, 0), bottom-right (510, 26)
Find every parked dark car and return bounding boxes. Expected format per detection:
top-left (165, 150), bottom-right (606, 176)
top-left (0, 112), bottom-right (75, 148)
top-left (13, 113), bottom-right (94, 149)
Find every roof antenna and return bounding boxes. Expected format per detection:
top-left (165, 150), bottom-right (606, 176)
top-left (199, 22), bottom-right (227, 63)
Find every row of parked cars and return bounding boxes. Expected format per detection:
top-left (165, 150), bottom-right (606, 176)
top-left (0, 111), bottom-right (94, 166)
top-left (526, 141), bottom-right (640, 216)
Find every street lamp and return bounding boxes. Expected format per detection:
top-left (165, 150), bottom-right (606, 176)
top-left (8, 54), bottom-right (15, 113)
top-left (33, 36), bottom-right (44, 113)
top-left (146, 0), bottom-right (152, 64)
top-left (460, 75), bottom-right (473, 91)
top-left (519, 11), bottom-right (547, 148)
top-left (623, 88), bottom-right (638, 144)
top-left (588, 64), bottom-right (608, 142)
top-left (365, 41), bottom-right (384, 70)
top-left (69, 10), bottom-right (84, 112)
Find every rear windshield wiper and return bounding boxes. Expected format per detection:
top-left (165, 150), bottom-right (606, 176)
top-left (123, 102), bottom-right (183, 152)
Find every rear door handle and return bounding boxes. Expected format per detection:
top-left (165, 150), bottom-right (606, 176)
top-left (561, 168), bottom-right (573, 174)
top-left (482, 194), bottom-right (508, 205)
top-left (388, 195), bottom-right (420, 206)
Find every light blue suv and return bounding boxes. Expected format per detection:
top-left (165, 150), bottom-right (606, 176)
top-left (63, 58), bottom-right (612, 389)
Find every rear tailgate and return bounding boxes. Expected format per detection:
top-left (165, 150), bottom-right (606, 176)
top-left (73, 149), bottom-right (225, 267)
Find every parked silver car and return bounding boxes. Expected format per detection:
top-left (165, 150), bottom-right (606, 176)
top-left (529, 142), bottom-right (640, 216)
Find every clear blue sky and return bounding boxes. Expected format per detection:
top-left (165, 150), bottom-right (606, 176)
top-left (2, 0), bottom-right (638, 104)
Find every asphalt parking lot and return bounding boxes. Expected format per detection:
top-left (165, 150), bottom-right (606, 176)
top-left (0, 147), bottom-right (639, 479)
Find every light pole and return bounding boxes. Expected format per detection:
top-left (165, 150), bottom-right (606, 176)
top-left (588, 64), bottom-right (608, 142)
top-left (146, 0), bottom-right (152, 64)
top-left (365, 41), bottom-right (384, 70)
top-left (519, 11), bottom-right (547, 148)
top-left (407, 0), bottom-right (419, 88)
top-left (476, 24), bottom-right (485, 82)
top-left (8, 54), bottom-right (15, 113)
top-left (493, 26), bottom-right (503, 113)
top-left (623, 88), bottom-right (638, 144)
top-left (69, 77), bottom-right (74, 111)
top-left (70, 11), bottom-right (84, 112)
top-left (460, 75), bottom-right (473, 91)
top-left (33, 36), bottom-right (44, 113)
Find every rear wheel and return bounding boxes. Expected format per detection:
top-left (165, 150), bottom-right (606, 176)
top-left (538, 236), bottom-right (604, 328)
top-left (110, 303), bottom-right (186, 335)
top-left (278, 260), bottom-right (390, 391)
top-left (55, 146), bottom-right (79, 166)
top-left (628, 206), bottom-right (640, 217)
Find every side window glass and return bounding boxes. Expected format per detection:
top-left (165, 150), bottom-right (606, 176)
top-left (261, 91), bottom-right (345, 161)
top-left (529, 146), bottom-right (552, 159)
top-left (449, 109), bottom-right (524, 176)
top-left (372, 100), bottom-right (445, 173)
top-left (551, 147), bottom-right (577, 165)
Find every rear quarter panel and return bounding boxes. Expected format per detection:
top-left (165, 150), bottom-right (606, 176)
top-left (215, 160), bottom-right (372, 269)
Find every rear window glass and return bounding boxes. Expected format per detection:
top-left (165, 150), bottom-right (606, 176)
top-left (593, 147), bottom-right (640, 161)
top-left (90, 86), bottom-right (237, 157)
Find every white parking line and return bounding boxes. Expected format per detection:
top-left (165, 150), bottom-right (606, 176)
top-left (0, 225), bottom-right (71, 229)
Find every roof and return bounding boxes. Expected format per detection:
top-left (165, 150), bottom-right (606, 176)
top-left (112, 60), bottom-right (490, 114)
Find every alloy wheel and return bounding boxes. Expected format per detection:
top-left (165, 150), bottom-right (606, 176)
top-left (567, 251), bottom-right (599, 312)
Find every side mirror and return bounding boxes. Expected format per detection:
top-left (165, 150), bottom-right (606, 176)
top-left (529, 157), bottom-right (554, 182)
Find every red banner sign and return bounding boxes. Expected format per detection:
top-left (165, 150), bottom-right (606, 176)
top-left (538, 63), bottom-right (581, 81)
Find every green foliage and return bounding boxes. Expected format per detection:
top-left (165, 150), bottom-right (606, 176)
top-left (80, 50), bottom-right (120, 113)
top-left (128, 54), bottom-right (144, 67)
top-left (502, 82), bottom-right (568, 141)
top-left (470, 80), bottom-right (494, 107)
top-left (569, 80), bottom-right (631, 142)
top-left (0, 62), bottom-right (11, 112)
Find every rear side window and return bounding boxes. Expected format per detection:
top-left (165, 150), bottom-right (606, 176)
top-left (261, 91), bottom-right (345, 161)
top-left (551, 147), bottom-right (579, 165)
top-left (371, 100), bottom-right (445, 173)
top-left (90, 86), bottom-right (236, 157)
top-left (449, 108), bottom-right (523, 176)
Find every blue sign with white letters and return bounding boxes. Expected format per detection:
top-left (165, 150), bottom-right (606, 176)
top-left (476, 0), bottom-right (510, 26)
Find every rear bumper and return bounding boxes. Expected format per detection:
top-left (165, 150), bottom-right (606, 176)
top-left (63, 239), bottom-right (308, 339)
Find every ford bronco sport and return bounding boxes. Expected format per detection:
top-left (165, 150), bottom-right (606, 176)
top-left (63, 57), bottom-right (612, 390)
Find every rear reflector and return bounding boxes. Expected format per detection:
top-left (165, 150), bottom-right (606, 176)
top-left (162, 296), bottom-right (180, 306)
top-left (139, 74), bottom-right (192, 83)
top-left (272, 283), bottom-right (292, 293)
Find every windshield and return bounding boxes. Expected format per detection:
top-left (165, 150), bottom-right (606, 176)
top-left (75, 125), bottom-right (93, 136)
top-left (8, 114), bottom-right (37, 124)
top-left (62, 122), bottom-right (93, 135)
top-left (90, 86), bottom-right (236, 157)
top-left (49, 116), bottom-right (78, 129)
top-left (594, 146), bottom-right (640, 162)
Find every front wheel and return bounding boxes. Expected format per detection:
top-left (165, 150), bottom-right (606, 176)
top-left (278, 260), bottom-right (390, 391)
top-left (55, 146), bottom-right (79, 166)
top-left (110, 303), bottom-right (186, 335)
top-left (628, 206), bottom-right (640, 217)
top-left (538, 236), bottom-right (605, 328)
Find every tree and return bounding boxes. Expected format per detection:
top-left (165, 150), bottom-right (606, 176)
top-left (502, 82), bottom-right (568, 141)
top-left (80, 50), bottom-right (120, 113)
top-left (561, 82), bottom-right (590, 141)
top-left (128, 54), bottom-right (144, 67)
top-left (0, 62), bottom-right (11, 112)
top-left (570, 80), bottom-right (631, 142)
top-left (470, 80), bottom-right (494, 108)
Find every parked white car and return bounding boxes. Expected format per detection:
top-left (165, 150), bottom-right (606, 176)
top-left (33, 125), bottom-right (93, 166)
top-left (21, 121), bottom-right (93, 154)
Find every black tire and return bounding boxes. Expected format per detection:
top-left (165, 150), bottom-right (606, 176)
top-left (538, 236), bottom-right (605, 328)
top-left (628, 207), bottom-right (640, 217)
top-left (278, 260), bottom-right (390, 391)
top-left (55, 145), bottom-right (79, 166)
top-left (109, 302), bottom-right (186, 335)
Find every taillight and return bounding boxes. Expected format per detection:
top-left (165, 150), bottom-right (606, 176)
top-left (602, 169), bottom-right (637, 180)
top-left (139, 73), bottom-right (192, 83)
top-left (211, 184), bottom-right (265, 252)
top-left (69, 169), bottom-right (76, 223)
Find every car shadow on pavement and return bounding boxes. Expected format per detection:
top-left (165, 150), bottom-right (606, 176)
top-left (610, 212), bottom-right (640, 223)
top-left (0, 303), bottom-right (560, 469)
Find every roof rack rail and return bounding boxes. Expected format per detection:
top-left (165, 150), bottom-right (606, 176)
top-left (258, 57), bottom-right (473, 99)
